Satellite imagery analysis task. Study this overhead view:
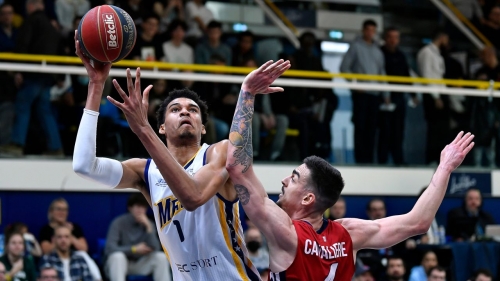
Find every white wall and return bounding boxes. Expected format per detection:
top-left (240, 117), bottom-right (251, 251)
top-left (1, 160), bottom-right (499, 196)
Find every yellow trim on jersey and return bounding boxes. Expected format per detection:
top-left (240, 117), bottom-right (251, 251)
top-left (161, 244), bottom-right (171, 263)
top-left (217, 199), bottom-right (250, 281)
top-left (233, 204), bottom-right (257, 270)
top-left (182, 146), bottom-right (203, 167)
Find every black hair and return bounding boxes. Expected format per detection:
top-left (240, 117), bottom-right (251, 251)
top-left (156, 88), bottom-right (209, 130)
top-left (366, 198), bottom-right (385, 211)
top-left (142, 13), bottom-right (161, 23)
top-left (303, 156), bottom-right (344, 212)
top-left (387, 255), bottom-right (405, 266)
top-left (383, 26), bottom-right (399, 37)
top-left (207, 20), bottom-right (222, 30)
top-left (432, 28), bottom-right (448, 41)
top-left (299, 31), bottom-right (316, 42)
top-left (427, 266), bottom-right (446, 277)
top-left (167, 19), bottom-right (188, 34)
top-left (238, 30), bottom-right (254, 41)
top-left (471, 269), bottom-right (493, 281)
top-left (421, 250), bottom-right (437, 262)
top-left (127, 193), bottom-right (149, 208)
top-left (362, 19), bottom-right (377, 29)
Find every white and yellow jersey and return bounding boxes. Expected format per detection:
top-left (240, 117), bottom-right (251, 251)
top-left (145, 143), bottom-right (261, 281)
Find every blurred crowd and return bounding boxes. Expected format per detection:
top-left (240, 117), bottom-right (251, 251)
top-left (0, 0), bottom-right (336, 162)
top-left (0, 188), bottom-right (495, 281)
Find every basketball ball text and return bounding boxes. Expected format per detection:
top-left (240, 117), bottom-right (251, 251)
top-left (102, 13), bottom-right (118, 49)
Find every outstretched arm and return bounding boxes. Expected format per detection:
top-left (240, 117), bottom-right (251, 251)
top-left (108, 69), bottom-right (231, 211)
top-left (339, 132), bottom-right (475, 250)
top-left (71, 31), bottom-right (146, 192)
top-left (226, 60), bottom-right (296, 271)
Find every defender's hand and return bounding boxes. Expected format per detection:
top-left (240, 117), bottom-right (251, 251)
top-left (439, 131), bottom-right (474, 172)
top-left (242, 59), bottom-right (291, 95)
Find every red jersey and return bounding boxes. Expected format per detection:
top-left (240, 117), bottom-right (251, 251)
top-left (269, 219), bottom-right (355, 281)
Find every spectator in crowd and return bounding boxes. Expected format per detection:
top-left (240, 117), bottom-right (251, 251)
top-left (244, 228), bottom-right (269, 273)
top-left (38, 267), bottom-right (60, 281)
top-left (119, 0), bottom-right (146, 23)
top-left (5, 223), bottom-right (42, 258)
top-left (353, 259), bottom-right (374, 281)
top-left (386, 256), bottom-right (406, 281)
top-left (379, 27), bottom-right (410, 165)
top-left (195, 20), bottom-right (231, 65)
top-left (0, 233), bottom-right (37, 281)
top-left (0, 261), bottom-right (5, 281)
top-left (471, 47), bottom-right (500, 167)
top-left (409, 251), bottom-right (438, 281)
top-left (326, 196), bottom-right (346, 220)
top-left (162, 19), bottom-right (193, 64)
top-left (0, 0), bottom-right (63, 157)
top-left (232, 31), bottom-right (254, 67)
top-left (185, 0), bottom-right (213, 40)
top-left (450, 0), bottom-right (484, 24)
top-left (417, 30), bottom-right (451, 165)
top-left (468, 269), bottom-right (493, 281)
top-left (357, 198), bottom-right (391, 280)
top-left (427, 266), bottom-right (446, 281)
top-left (0, 3), bottom-right (16, 52)
top-left (446, 188), bottom-right (495, 241)
top-left (153, 0), bottom-right (184, 33)
top-left (366, 198), bottom-right (386, 220)
top-left (340, 19), bottom-right (386, 164)
top-left (39, 198), bottom-right (87, 254)
top-left (0, 3), bottom-right (17, 147)
top-left (40, 226), bottom-right (93, 281)
top-left (39, 198), bottom-right (101, 280)
top-left (148, 79), bottom-right (169, 126)
top-left (481, 6), bottom-right (500, 49)
top-left (54, 0), bottom-right (90, 34)
top-left (129, 14), bottom-right (164, 61)
top-left (104, 194), bottom-right (170, 281)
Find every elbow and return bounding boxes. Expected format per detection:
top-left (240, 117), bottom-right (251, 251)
top-left (414, 220), bottom-right (431, 235)
top-left (72, 161), bottom-right (90, 177)
top-left (182, 196), bottom-right (204, 212)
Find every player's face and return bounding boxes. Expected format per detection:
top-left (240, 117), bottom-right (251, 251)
top-left (160, 98), bottom-right (205, 141)
top-left (422, 252), bottom-right (438, 271)
top-left (277, 164), bottom-right (312, 215)
top-left (7, 234), bottom-right (24, 257)
top-left (54, 228), bottom-right (71, 251)
top-left (51, 202), bottom-right (69, 223)
top-left (428, 270), bottom-right (445, 281)
top-left (386, 259), bottom-right (405, 279)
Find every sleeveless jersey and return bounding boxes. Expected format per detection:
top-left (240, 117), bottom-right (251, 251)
top-left (145, 144), bottom-right (260, 281)
top-left (269, 219), bottom-right (355, 281)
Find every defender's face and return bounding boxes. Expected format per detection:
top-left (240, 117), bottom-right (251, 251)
top-left (160, 98), bottom-right (205, 140)
top-left (277, 164), bottom-right (311, 213)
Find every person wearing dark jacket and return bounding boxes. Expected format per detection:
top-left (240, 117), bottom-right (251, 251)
top-left (379, 27), bottom-right (410, 165)
top-left (446, 188), bottom-right (495, 241)
top-left (0, 0), bottom-right (63, 157)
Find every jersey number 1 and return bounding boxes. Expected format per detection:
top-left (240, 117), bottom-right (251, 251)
top-left (173, 220), bottom-right (185, 242)
top-left (324, 263), bottom-right (338, 281)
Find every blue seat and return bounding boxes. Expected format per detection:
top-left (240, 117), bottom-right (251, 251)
top-left (95, 238), bottom-right (153, 281)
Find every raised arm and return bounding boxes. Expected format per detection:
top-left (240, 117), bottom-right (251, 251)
top-left (225, 60), bottom-right (297, 271)
top-left (71, 31), bottom-right (147, 193)
top-left (107, 68), bottom-right (231, 211)
top-left (339, 132), bottom-right (474, 251)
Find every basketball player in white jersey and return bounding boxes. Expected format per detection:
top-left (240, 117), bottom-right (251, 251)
top-left (71, 32), bottom-right (285, 280)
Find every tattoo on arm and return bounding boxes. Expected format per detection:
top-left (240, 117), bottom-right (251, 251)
top-left (234, 184), bottom-right (250, 205)
top-left (228, 90), bottom-right (255, 173)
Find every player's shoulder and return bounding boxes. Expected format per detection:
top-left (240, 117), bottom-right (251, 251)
top-left (205, 140), bottom-right (229, 164)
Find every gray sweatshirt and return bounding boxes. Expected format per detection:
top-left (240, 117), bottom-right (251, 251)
top-left (340, 37), bottom-right (388, 97)
top-left (104, 213), bottom-right (160, 260)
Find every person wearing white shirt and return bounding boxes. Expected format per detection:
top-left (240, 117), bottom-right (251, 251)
top-left (185, 0), bottom-right (213, 38)
top-left (416, 30), bottom-right (451, 164)
top-left (54, 0), bottom-right (90, 33)
top-left (162, 19), bottom-right (193, 64)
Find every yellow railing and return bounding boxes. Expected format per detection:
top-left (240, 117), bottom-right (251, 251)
top-left (263, 0), bottom-right (299, 35)
top-left (441, 0), bottom-right (493, 47)
top-left (1, 52), bottom-right (500, 88)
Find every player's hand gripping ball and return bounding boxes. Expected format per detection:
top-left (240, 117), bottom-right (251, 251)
top-left (77, 5), bottom-right (137, 63)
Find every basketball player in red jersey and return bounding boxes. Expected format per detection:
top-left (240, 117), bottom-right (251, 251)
top-left (226, 59), bottom-right (475, 280)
